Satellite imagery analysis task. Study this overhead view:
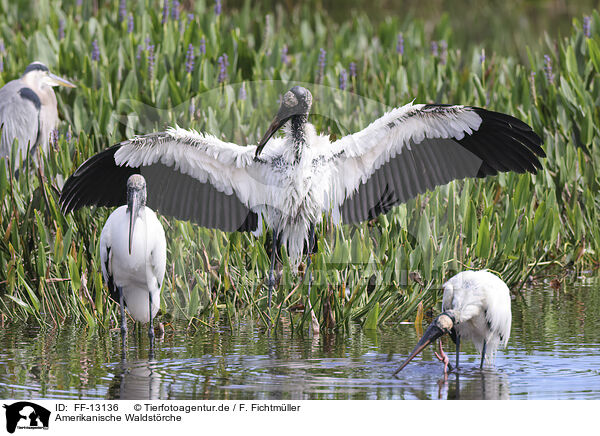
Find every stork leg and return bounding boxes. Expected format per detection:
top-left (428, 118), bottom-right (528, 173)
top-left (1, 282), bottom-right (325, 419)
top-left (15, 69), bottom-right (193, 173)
top-left (148, 292), bottom-right (155, 344)
top-left (480, 340), bottom-right (487, 369)
top-left (306, 224), bottom-right (316, 296)
top-left (118, 285), bottom-right (127, 349)
top-left (455, 334), bottom-right (461, 370)
top-left (267, 232), bottom-right (278, 310)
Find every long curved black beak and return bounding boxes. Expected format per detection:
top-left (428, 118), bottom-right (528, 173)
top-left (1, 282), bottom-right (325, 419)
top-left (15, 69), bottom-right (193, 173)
top-left (393, 323), bottom-right (446, 375)
top-left (128, 190), bottom-right (142, 255)
top-left (255, 111), bottom-right (291, 157)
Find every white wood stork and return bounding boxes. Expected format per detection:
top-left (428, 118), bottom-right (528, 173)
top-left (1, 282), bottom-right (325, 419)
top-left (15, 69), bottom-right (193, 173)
top-left (99, 174), bottom-right (166, 345)
top-left (60, 86), bottom-right (543, 309)
top-left (394, 270), bottom-right (512, 375)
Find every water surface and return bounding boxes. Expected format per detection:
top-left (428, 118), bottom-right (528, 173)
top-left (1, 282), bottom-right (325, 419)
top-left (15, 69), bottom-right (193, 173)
top-left (1, 278), bottom-right (598, 400)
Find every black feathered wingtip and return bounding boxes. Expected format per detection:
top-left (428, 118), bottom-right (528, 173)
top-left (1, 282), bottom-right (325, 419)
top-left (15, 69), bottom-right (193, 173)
top-left (59, 145), bottom-right (135, 215)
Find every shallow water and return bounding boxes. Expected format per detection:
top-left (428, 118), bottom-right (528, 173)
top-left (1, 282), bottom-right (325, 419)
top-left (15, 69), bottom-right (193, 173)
top-left (1, 278), bottom-right (599, 400)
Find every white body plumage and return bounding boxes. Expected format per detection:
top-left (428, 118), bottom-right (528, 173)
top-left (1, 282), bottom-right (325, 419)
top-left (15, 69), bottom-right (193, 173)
top-left (100, 205), bottom-right (166, 323)
top-left (442, 270), bottom-right (512, 363)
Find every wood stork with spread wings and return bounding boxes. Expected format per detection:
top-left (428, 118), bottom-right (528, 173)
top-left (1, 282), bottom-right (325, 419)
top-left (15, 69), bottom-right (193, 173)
top-left (394, 270), bottom-right (512, 375)
top-left (100, 174), bottom-right (166, 346)
top-left (60, 86), bottom-right (544, 309)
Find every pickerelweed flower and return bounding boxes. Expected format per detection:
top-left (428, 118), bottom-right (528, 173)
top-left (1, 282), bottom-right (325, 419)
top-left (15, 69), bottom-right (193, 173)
top-left (58, 19), bottom-right (65, 40)
top-left (161, 0), bottom-right (169, 24)
top-left (136, 44), bottom-right (143, 60)
top-left (583, 16), bottom-right (591, 38)
top-left (0, 40), bottom-right (5, 54)
top-left (431, 41), bottom-right (438, 57)
top-left (119, 0), bottom-right (127, 22)
top-left (50, 129), bottom-right (59, 148)
top-left (281, 45), bottom-right (289, 65)
top-left (339, 69), bottom-right (347, 90)
top-left (172, 0), bottom-right (180, 20)
top-left (91, 39), bottom-right (100, 61)
top-left (218, 54), bottom-right (228, 83)
top-left (440, 40), bottom-right (448, 65)
top-left (185, 43), bottom-right (194, 73)
top-left (396, 33), bottom-right (404, 55)
top-left (480, 48), bottom-right (486, 64)
top-left (65, 129), bottom-right (72, 143)
top-left (147, 44), bottom-right (156, 77)
top-left (127, 14), bottom-right (134, 33)
top-left (199, 36), bottom-right (206, 55)
top-left (187, 13), bottom-right (194, 21)
top-left (317, 48), bottom-right (326, 82)
top-left (349, 62), bottom-right (357, 78)
top-left (544, 54), bottom-right (554, 84)
top-left (214, 0), bottom-right (222, 16)
top-left (238, 82), bottom-right (247, 100)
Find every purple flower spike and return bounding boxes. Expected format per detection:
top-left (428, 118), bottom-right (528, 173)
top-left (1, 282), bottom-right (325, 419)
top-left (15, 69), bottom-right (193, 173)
top-left (238, 82), bottom-right (247, 100)
top-left (440, 40), bottom-right (447, 65)
top-left (172, 0), bottom-right (180, 20)
top-left (339, 69), bottom-right (347, 90)
top-left (317, 48), bottom-right (326, 82)
top-left (58, 19), bottom-right (65, 41)
top-left (127, 14), bottom-right (134, 33)
top-left (199, 36), bottom-right (206, 55)
top-left (161, 0), bottom-right (169, 24)
top-left (281, 45), bottom-right (289, 65)
top-left (189, 100), bottom-right (195, 118)
top-left (214, 0), bottom-right (222, 16)
top-left (583, 16), bottom-right (591, 38)
top-left (188, 13), bottom-right (194, 21)
top-left (136, 44), bottom-right (143, 60)
top-left (185, 43), bottom-right (195, 73)
top-left (65, 129), bottom-right (72, 143)
top-left (91, 39), bottom-right (100, 61)
top-left (431, 41), bottom-right (438, 57)
top-left (119, 0), bottom-right (127, 22)
top-left (147, 44), bottom-right (156, 77)
top-left (396, 33), bottom-right (404, 55)
top-left (0, 58), bottom-right (3, 73)
top-left (544, 54), bottom-right (554, 84)
top-left (0, 40), bottom-right (5, 54)
top-left (218, 53), bottom-right (228, 83)
top-left (349, 62), bottom-right (357, 78)
top-left (479, 48), bottom-right (486, 64)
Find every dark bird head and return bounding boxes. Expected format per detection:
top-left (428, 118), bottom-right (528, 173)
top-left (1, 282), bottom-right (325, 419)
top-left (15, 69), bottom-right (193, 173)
top-left (255, 86), bottom-right (313, 157)
top-left (126, 174), bottom-right (147, 255)
top-left (22, 61), bottom-right (76, 89)
top-left (393, 311), bottom-right (456, 375)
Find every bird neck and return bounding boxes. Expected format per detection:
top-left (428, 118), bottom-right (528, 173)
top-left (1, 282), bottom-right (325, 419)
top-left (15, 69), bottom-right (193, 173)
top-left (290, 114), bottom-right (308, 163)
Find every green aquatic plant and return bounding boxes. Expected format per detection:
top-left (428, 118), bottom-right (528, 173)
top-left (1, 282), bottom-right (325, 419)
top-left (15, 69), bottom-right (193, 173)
top-left (0, 1), bottom-right (598, 332)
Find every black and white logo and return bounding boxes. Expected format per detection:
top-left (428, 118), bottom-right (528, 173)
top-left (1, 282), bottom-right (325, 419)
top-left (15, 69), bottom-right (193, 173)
top-left (3, 402), bottom-right (50, 433)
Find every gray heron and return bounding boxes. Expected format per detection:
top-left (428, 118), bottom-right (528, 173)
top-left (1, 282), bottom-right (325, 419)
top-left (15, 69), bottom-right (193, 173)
top-left (100, 174), bottom-right (166, 346)
top-left (0, 61), bottom-right (75, 170)
top-left (60, 86), bottom-right (544, 311)
top-left (394, 270), bottom-right (512, 375)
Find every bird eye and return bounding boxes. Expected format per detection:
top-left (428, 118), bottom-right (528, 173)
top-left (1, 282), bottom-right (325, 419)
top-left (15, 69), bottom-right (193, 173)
top-left (283, 91), bottom-right (298, 107)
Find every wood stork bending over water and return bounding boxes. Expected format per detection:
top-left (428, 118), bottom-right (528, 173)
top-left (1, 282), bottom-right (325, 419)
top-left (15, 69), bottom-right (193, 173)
top-left (0, 62), bottom-right (75, 170)
top-left (100, 174), bottom-right (166, 345)
top-left (394, 270), bottom-right (512, 375)
top-left (60, 86), bottom-right (543, 309)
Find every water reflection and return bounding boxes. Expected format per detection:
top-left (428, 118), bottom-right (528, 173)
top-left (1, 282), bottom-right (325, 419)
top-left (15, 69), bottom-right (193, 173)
top-left (108, 359), bottom-right (164, 400)
top-left (0, 280), bottom-right (599, 400)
